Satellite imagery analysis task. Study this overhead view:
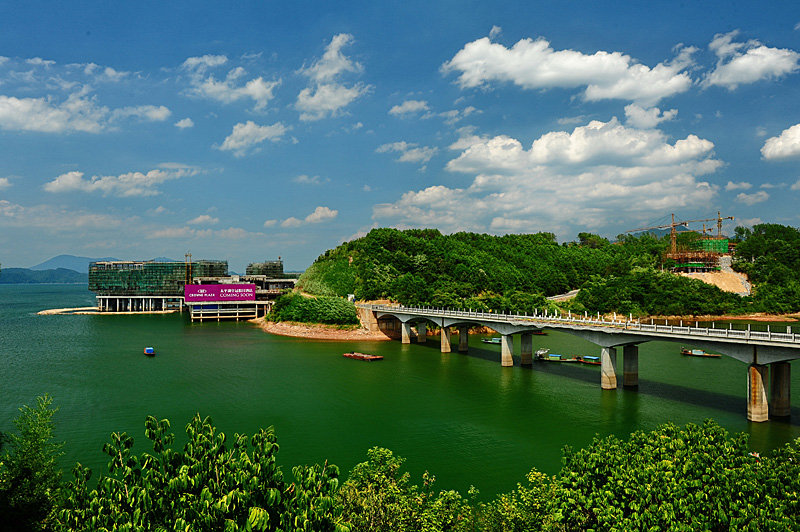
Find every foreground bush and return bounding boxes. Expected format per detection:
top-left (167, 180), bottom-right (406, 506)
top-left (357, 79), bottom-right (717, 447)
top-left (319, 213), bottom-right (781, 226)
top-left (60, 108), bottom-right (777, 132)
top-left (269, 292), bottom-right (359, 325)
top-left (0, 395), bottom-right (63, 531)
top-left (552, 420), bottom-right (798, 530)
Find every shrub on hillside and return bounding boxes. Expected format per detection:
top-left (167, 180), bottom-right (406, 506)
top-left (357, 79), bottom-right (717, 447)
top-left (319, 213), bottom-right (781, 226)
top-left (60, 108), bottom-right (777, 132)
top-left (270, 292), bottom-right (359, 325)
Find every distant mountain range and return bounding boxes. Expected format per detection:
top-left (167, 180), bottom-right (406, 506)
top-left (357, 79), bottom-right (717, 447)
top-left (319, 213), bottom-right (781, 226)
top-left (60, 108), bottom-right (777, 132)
top-left (0, 255), bottom-right (184, 285)
top-left (0, 267), bottom-right (88, 284)
top-left (30, 254), bottom-right (119, 272)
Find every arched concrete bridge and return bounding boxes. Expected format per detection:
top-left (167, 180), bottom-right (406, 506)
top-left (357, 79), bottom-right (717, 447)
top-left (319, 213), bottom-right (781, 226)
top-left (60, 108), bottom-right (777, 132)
top-left (358, 303), bottom-right (800, 423)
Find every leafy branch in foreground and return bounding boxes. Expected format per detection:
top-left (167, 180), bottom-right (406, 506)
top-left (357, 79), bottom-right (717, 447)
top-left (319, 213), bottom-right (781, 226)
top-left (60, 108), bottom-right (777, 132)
top-left (57, 414), bottom-right (348, 531)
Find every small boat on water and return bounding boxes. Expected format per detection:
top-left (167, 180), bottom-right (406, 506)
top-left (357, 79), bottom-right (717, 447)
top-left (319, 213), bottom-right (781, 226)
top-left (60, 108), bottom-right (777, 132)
top-left (343, 352), bottom-right (384, 362)
top-left (577, 356), bottom-right (600, 365)
top-left (482, 337), bottom-right (502, 344)
top-left (680, 347), bottom-right (721, 358)
top-left (144, 347), bottom-right (155, 357)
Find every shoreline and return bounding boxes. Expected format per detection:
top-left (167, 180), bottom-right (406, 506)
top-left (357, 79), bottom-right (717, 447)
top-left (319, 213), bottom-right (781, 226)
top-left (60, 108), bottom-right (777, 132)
top-left (37, 307), bottom-right (179, 316)
top-left (251, 318), bottom-right (395, 341)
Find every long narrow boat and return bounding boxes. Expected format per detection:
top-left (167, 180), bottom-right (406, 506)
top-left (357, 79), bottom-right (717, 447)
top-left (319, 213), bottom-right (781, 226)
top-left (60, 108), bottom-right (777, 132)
top-left (577, 356), bottom-right (600, 366)
top-left (481, 337), bottom-right (502, 344)
top-left (680, 347), bottom-right (721, 358)
top-left (343, 352), bottom-right (384, 361)
top-left (534, 349), bottom-right (578, 363)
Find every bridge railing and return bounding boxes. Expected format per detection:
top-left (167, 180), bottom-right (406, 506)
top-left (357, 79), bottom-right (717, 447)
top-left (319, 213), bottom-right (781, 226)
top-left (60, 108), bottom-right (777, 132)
top-left (358, 303), bottom-right (800, 344)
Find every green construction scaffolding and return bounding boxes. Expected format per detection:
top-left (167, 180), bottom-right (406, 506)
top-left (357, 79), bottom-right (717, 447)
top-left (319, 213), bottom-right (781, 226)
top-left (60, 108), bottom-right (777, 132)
top-left (89, 260), bottom-right (228, 295)
top-left (245, 260), bottom-right (284, 277)
top-left (692, 238), bottom-right (729, 253)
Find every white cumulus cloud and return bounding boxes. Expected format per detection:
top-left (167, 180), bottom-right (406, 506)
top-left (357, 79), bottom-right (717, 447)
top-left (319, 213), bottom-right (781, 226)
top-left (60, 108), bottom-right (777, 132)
top-left (761, 123), bottom-right (800, 160)
top-left (389, 100), bottom-right (429, 116)
top-left (84, 63), bottom-right (129, 82)
top-left (187, 214), bottom-right (219, 225)
top-left (0, 177), bottom-right (10, 190)
top-left (280, 206), bottom-right (338, 227)
top-left (624, 104), bottom-right (677, 129)
top-left (374, 118), bottom-right (721, 236)
top-left (443, 36), bottom-right (694, 105)
top-left (175, 117), bottom-right (194, 129)
top-left (110, 105), bottom-right (171, 122)
top-left (377, 141), bottom-right (438, 164)
top-left (44, 167), bottom-right (197, 197)
top-left (0, 89), bottom-right (170, 133)
top-left (704, 30), bottom-right (800, 89)
top-left (736, 190), bottom-right (769, 205)
top-left (726, 181), bottom-right (752, 191)
top-left (218, 120), bottom-right (288, 157)
top-left (297, 83), bottom-right (367, 121)
top-left (296, 34), bottom-right (370, 121)
top-left (292, 174), bottom-right (328, 185)
top-left (182, 54), bottom-right (279, 110)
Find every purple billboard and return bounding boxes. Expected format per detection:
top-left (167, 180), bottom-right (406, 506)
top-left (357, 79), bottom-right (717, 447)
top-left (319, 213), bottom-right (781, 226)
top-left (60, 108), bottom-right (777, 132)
top-left (184, 284), bottom-right (256, 302)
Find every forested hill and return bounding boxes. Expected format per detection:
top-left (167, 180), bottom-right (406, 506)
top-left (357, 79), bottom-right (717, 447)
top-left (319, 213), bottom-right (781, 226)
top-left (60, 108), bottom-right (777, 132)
top-left (297, 225), bottom-right (800, 317)
top-left (297, 228), bottom-right (669, 312)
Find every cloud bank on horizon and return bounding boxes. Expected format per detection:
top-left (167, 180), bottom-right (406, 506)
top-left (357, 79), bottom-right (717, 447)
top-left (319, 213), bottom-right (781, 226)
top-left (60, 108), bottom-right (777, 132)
top-left (0, 2), bottom-right (799, 270)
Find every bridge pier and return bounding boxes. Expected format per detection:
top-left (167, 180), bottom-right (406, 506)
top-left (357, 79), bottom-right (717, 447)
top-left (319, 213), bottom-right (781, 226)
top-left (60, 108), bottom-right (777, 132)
top-left (401, 321), bottom-right (412, 344)
top-left (458, 326), bottom-right (469, 352)
top-left (747, 364), bottom-right (769, 422)
top-left (501, 334), bottom-right (514, 366)
top-left (601, 347), bottom-right (617, 390)
top-left (520, 333), bottom-right (533, 366)
top-left (417, 322), bottom-right (427, 343)
top-left (770, 362), bottom-right (791, 418)
top-left (623, 345), bottom-right (639, 388)
top-left (441, 326), bottom-right (452, 353)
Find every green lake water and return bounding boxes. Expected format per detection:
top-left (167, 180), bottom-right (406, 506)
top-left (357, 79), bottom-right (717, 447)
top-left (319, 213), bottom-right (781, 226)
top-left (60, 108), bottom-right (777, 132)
top-left (2, 284), bottom-right (800, 497)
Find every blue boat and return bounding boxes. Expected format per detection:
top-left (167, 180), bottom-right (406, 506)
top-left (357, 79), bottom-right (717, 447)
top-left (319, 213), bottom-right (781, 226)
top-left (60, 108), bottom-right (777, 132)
top-left (481, 337), bottom-right (502, 344)
top-left (144, 347), bottom-right (155, 357)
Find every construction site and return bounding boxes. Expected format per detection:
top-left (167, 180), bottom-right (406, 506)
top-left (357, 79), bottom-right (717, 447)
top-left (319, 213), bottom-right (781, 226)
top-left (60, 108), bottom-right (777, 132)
top-left (88, 256), bottom-right (296, 320)
top-left (626, 212), bottom-right (750, 296)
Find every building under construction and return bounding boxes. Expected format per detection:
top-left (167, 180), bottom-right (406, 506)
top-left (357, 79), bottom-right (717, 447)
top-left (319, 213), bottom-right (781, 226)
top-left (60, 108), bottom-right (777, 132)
top-left (89, 260), bottom-right (229, 311)
top-left (89, 258), bottom-right (295, 320)
top-left (245, 259), bottom-right (284, 277)
top-left (627, 212), bottom-right (734, 272)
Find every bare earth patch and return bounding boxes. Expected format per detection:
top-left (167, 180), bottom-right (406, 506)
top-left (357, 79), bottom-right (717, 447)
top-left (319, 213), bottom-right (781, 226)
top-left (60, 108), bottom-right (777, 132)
top-left (251, 318), bottom-right (394, 341)
top-left (679, 271), bottom-right (751, 295)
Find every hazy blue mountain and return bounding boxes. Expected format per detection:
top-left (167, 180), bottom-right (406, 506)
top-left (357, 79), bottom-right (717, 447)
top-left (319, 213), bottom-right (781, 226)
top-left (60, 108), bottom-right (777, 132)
top-left (30, 255), bottom-right (118, 272)
top-left (0, 268), bottom-right (88, 284)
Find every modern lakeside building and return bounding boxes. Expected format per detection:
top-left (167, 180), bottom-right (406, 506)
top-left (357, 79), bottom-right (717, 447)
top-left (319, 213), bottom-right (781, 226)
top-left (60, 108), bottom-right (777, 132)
top-left (89, 258), bottom-right (295, 321)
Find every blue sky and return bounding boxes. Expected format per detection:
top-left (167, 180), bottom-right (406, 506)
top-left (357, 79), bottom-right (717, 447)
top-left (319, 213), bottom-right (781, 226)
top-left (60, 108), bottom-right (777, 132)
top-left (1, 1), bottom-right (799, 271)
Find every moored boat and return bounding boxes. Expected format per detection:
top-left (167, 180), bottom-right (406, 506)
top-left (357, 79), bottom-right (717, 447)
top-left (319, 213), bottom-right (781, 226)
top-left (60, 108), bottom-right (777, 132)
top-left (577, 355), bottom-right (600, 365)
top-left (144, 347), bottom-right (155, 357)
top-left (539, 353), bottom-right (580, 362)
top-left (343, 352), bottom-right (384, 361)
top-left (680, 347), bottom-right (721, 358)
top-left (481, 337), bottom-right (502, 344)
